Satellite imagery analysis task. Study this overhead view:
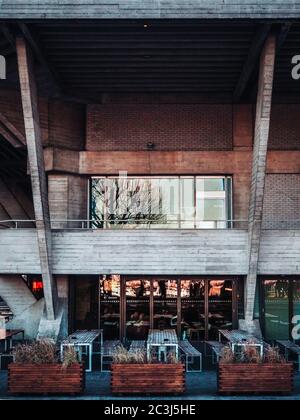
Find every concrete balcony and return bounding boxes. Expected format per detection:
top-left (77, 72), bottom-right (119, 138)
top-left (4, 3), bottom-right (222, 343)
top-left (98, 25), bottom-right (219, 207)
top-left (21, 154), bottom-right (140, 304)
top-left (0, 227), bottom-right (299, 276)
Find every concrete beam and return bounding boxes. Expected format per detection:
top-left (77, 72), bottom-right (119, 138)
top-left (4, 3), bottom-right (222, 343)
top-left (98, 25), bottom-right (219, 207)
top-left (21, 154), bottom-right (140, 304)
top-left (244, 35), bottom-right (276, 329)
top-left (16, 36), bottom-right (58, 321)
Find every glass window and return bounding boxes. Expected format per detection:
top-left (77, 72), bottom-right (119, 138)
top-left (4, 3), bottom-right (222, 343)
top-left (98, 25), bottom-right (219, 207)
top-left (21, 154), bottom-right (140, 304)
top-left (90, 176), bottom-right (232, 230)
top-left (181, 280), bottom-right (205, 341)
top-left (100, 275), bottom-right (121, 340)
top-left (153, 280), bottom-right (178, 330)
top-left (264, 279), bottom-right (289, 341)
top-left (293, 279), bottom-right (300, 343)
top-left (196, 177), bottom-right (227, 229)
top-left (126, 280), bottom-right (151, 340)
top-left (208, 280), bottom-right (233, 340)
top-left (180, 178), bottom-right (195, 229)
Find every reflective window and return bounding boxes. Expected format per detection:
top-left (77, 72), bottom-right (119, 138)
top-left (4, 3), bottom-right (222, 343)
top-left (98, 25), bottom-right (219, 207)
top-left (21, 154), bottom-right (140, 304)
top-left (153, 280), bottom-right (178, 330)
top-left (181, 280), bottom-right (205, 341)
top-left (126, 280), bottom-right (151, 340)
top-left (208, 280), bottom-right (233, 340)
top-left (100, 275), bottom-right (121, 340)
top-left (264, 279), bottom-right (290, 341)
top-left (91, 176), bottom-right (232, 229)
top-left (196, 177), bottom-right (228, 229)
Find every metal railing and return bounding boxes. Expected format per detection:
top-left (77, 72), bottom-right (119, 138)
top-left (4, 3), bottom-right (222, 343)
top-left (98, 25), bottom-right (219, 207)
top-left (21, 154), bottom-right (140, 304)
top-left (2, 218), bottom-right (247, 230)
top-left (1, 219), bottom-right (300, 230)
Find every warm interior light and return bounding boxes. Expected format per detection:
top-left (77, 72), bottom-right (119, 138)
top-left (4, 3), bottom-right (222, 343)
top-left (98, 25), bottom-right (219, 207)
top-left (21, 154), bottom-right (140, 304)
top-left (32, 281), bottom-right (43, 291)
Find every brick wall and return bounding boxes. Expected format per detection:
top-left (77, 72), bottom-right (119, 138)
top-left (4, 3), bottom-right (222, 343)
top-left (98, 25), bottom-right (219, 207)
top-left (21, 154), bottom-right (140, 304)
top-left (86, 104), bottom-right (233, 151)
top-left (269, 104), bottom-right (300, 150)
top-left (263, 174), bottom-right (300, 229)
top-left (48, 100), bottom-right (85, 150)
top-left (0, 89), bottom-right (49, 143)
top-left (0, 90), bottom-right (85, 150)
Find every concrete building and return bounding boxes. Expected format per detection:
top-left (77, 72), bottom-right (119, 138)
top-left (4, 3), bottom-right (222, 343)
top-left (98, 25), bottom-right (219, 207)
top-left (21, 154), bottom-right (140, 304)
top-left (0, 1), bottom-right (299, 343)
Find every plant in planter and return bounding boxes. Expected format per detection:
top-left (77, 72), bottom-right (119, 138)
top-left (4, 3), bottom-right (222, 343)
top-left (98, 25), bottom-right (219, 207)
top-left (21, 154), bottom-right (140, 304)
top-left (111, 346), bottom-right (185, 395)
top-left (218, 344), bottom-right (294, 395)
top-left (8, 340), bottom-right (85, 395)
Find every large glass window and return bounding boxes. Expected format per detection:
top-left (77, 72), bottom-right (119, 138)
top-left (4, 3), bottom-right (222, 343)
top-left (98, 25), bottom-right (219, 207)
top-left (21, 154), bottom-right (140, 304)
top-left (100, 275), bottom-right (121, 340)
top-left (91, 176), bottom-right (232, 229)
top-left (126, 279), bottom-right (151, 340)
top-left (153, 279), bottom-right (178, 331)
top-left (208, 280), bottom-right (233, 339)
top-left (181, 279), bottom-right (205, 340)
top-left (263, 279), bottom-right (290, 341)
top-left (293, 280), bottom-right (300, 343)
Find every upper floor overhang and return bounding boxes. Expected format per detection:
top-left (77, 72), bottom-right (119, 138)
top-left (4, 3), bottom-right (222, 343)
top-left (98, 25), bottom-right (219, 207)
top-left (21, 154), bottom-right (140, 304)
top-left (1, 1), bottom-right (300, 20)
top-left (1, 17), bottom-right (300, 103)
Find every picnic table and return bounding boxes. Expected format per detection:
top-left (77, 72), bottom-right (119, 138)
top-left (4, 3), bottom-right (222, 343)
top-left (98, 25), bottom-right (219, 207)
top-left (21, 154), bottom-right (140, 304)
top-left (147, 329), bottom-right (179, 362)
top-left (0, 330), bottom-right (25, 353)
top-left (219, 329), bottom-right (264, 358)
top-left (276, 340), bottom-right (300, 372)
top-left (60, 329), bottom-right (103, 372)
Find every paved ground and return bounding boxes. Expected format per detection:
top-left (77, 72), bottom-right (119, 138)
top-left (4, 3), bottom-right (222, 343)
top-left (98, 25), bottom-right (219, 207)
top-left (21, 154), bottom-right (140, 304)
top-left (0, 370), bottom-right (299, 400)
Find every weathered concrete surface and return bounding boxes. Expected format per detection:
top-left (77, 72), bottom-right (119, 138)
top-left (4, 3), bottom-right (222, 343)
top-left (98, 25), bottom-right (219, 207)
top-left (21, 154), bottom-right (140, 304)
top-left (37, 299), bottom-right (67, 342)
top-left (1, 1), bottom-right (300, 19)
top-left (16, 37), bottom-right (58, 321)
top-left (0, 275), bottom-right (44, 340)
top-left (245, 35), bottom-right (276, 332)
top-left (0, 229), bottom-right (248, 275)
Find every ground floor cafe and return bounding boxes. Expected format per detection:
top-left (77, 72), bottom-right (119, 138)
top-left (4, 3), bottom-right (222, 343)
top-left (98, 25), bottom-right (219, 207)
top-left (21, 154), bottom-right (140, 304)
top-left (71, 275), bottom-right (300, 344)
top-left (1, 274), bottom-right (300, 398)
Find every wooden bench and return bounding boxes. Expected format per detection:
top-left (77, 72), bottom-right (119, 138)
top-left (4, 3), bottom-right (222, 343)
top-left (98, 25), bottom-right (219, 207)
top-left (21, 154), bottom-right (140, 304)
top-left (179, 341), bottom-right (202, 372)
top-left (206, 341), bottom-right (225, 364)
top-left (101, 340), bottom-right (122, 372)
top-left (276, 340), bottom-right (300, 371)
top-left (129, 341), bottom-right (146, 353)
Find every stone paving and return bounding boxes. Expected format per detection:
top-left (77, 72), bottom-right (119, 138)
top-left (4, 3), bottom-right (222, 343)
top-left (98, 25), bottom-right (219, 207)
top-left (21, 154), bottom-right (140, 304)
top-left (0, 370), bottom-right (299, 400)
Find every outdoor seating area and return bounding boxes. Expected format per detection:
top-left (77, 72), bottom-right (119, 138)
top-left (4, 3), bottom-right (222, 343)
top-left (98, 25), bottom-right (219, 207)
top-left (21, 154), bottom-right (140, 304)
top-left (51, 328), bottom-right (300, 379)
top-left (1, 327), bottom-right (300, 375)
top-left (0, 324), bottom-right (300, 396)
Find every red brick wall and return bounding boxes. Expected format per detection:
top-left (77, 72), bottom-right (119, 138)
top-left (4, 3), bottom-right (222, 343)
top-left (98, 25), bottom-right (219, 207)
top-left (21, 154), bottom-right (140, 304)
top-left (0, 89), bottom-right (49, 143)
top-left (86, 104), bottom-right (233, 151)
top-left (48, 100), bottom-right (85, 151)
top-left (269, 105), bottom-right (300, 150)
top-left (0, 90), bottom-right (85, 150)
top-left (263, 174), bottom-right (300, 228)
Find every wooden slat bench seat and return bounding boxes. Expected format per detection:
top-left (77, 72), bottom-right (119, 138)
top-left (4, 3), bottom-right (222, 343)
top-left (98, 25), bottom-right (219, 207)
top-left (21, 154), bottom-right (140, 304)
top-left (129, 341), bottom-right (146, 353)
top-left (179, 341), bottom-right (202, 372)
top-left (276, 340), bottom-right (300, 371)
top-left (206, 341), bottom-right (226, 364)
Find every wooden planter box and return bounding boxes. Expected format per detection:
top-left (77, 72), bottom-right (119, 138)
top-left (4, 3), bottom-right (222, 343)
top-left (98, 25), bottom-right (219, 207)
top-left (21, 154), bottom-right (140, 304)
top-left (218, 363), bottom-right (294, 395)
top-left (112, 364), bottom-right (185, 395)
top-left (8, 364), bottom-right (85, 395)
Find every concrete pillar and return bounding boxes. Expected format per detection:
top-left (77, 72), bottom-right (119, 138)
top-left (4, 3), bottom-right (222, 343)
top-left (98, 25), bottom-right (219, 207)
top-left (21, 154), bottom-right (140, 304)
top-left (243, 35), bottom-right (276, 332)
top-left (16, 37), bottom-right (58, 321)
top-left (48, 174), bottom-right (87, 229)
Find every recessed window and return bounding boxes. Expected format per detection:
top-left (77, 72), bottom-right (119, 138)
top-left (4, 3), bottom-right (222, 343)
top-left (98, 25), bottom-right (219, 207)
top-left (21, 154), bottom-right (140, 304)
top-left (90, 176), bottom-right (232, 229)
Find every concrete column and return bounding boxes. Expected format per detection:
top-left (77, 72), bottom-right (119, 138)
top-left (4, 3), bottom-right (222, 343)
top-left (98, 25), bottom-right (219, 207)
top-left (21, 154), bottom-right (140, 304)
top-left (16, 37), bottom-right (58, 321)
top-left (244, 35), bottom-right (276, 331)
